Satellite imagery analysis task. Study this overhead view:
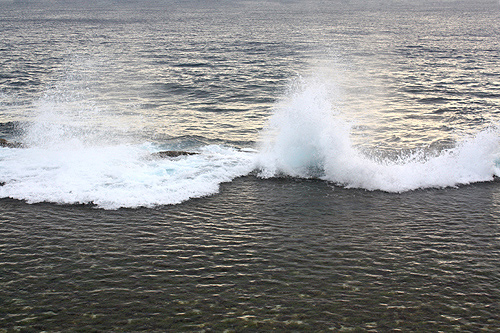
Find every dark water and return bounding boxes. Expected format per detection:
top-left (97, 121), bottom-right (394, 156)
top-left (2, 0), bottom-right (500, 331)
top-left (2, 177), bottom-right (500, 331)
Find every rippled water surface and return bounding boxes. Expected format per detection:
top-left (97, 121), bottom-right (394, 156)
top-left (1, 0), bottom-right (500, 331)
top-left (2, 177), bottom-right (500, 331)
top-left (2, 1), bottom-right (500, 148)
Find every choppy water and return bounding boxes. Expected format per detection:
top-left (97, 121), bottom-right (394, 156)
top-left (1, 0), bottom-right (500, 331)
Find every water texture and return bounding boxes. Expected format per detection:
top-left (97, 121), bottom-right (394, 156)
top-left (1, 0), bottom-right (500, 331)
top-left (2, 178), bottom-right (500, 331)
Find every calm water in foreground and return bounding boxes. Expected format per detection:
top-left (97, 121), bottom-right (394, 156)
top-left (2, 177), bottom-right (500, 331)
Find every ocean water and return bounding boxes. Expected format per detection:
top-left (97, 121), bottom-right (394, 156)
top-left (1, 0), bottom-right (500, 330)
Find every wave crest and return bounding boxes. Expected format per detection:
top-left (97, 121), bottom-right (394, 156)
top-left (257, 76), bottom-right (500, 191)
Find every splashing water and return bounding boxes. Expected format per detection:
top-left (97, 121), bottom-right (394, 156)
top-left (257, 76), bottom-right (500, 191)
top-left (2, 66), bottom-right (500, 209)
top-left (21, 57), bottom-right (140, 148)
top-left (0, 60), bottom-right (256, 209)
top-left (0, 143), bottom-right (255, 209)
top-left (258, 77), bottom-right (350, 178)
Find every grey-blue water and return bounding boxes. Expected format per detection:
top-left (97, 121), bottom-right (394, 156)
top-left (1, 1), bottom-right (500, 330)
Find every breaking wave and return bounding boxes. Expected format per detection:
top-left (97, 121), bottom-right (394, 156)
top-left (0, 76), bottom-right (256, 209)
top-left (257, 76), bottom-right (500, 191)
top-left (2, 73), bottom-right (500, 209)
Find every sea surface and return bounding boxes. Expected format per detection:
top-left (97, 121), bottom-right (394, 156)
top-left (1, 0), bottom-right (500, 331)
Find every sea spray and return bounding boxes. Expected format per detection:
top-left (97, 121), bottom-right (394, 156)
top-left (21, 56), bottom-right (143, 148)
top-left (0, 58), bottom-right (257, 209)
top-left (257, 76), bottom-right (500, 191)
top-left (258, 76), bottom-right (351, 178)
top-left (1, 81), bottom-right (257, 208)
top-left (324, 128), bottom-right (500, 192)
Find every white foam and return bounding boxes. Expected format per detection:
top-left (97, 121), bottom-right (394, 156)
top-left (257, 76), bottom-right (500, 191)
top-left (0, 144), bottom-right (256, 209)
top-left (0, 55), bottom-right (260, 209)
